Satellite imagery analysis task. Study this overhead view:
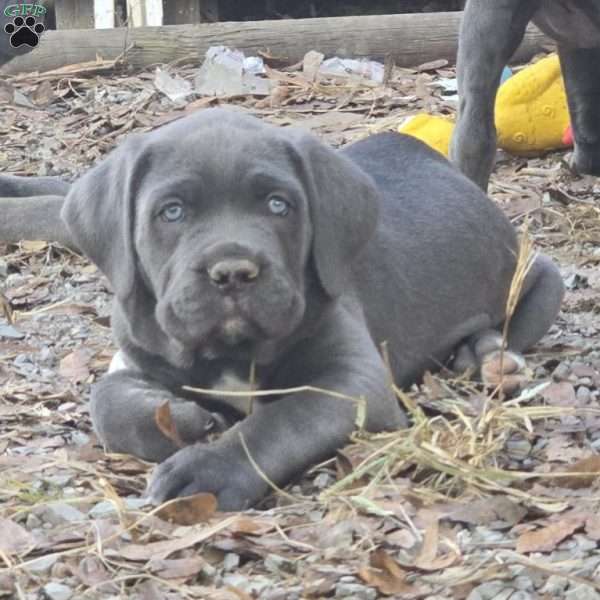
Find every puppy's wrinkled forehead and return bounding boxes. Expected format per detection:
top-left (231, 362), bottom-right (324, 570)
top-left (136, 110), bottom-right (304, 192)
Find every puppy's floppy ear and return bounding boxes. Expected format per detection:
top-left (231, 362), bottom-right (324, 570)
top-left (60, 136), bottom-right (146, 306)
top-left (294, 132), bottom-right (380, 297)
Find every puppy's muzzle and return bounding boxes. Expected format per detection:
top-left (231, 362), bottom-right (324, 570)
top-left (208, 258), bottom-right (260, 291)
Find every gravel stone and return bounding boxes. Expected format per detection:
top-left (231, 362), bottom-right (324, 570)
top-left (42, 582), bottom-right (73, 600)
top-left (334, 582), bottom-right (377, 599)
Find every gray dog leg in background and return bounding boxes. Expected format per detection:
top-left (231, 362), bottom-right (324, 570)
top-left (0, 195), bottom-right (76, 249)
top-left (0, 174), bottom-right (75, 248)
top-left (0, 174), bottom-right (71, 196)
top-left (450, 0), bottom-right (537, 190)
top-left (90, 369), bottom-right (226, 463)
top-left (558, 45), bottom-right (600, 177)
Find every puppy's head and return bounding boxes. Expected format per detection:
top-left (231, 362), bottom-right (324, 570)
top-left (61, 109), bottom-right (380, 367)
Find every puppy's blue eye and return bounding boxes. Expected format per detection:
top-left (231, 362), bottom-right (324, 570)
top-left (268, 196), bottom-right (290, 216)
top-left (160, 203), bottom-right (185, 223)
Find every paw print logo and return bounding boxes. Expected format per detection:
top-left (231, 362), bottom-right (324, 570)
top-left (4, 16), bottom-right (45, 48)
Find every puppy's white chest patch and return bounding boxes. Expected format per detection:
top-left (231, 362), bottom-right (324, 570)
top-left (211, 370), bottom-right (257, 415)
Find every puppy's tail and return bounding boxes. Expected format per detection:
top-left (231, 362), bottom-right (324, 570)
top-left (0, 195), bottom-right (78, 250)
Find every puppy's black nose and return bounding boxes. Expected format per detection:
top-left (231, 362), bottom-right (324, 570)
top-left (208, 259), bottom-right (260, 288)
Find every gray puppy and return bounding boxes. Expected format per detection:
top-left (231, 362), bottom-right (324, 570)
top-left (1, 109), bottom-right (564, 510)
top-left (450, 0), bottom-right (600, 190)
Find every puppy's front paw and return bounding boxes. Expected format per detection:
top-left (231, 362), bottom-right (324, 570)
top-left (480, 350), bottom-right (527, 395)
top-left (146, 442), bottom-right (266, 511)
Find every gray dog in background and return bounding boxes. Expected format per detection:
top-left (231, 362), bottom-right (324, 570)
top-left (451, 0), bottom-right (600, 190)
top-left (0, 109), bottom-right (565, 509)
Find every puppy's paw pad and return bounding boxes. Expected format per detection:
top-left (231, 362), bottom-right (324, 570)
top-left (480, 350), bottom-right (527, 395)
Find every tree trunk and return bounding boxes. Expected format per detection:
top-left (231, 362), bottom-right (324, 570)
top-left (0, 12), bottom-right (550, 75)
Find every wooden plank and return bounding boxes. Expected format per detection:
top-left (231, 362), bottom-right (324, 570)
top-left (1, 13), bottom-right (551, 75)
top-left (54, 0), bottom-right (95, 29)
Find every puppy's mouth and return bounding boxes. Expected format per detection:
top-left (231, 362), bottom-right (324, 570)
top-left (157, 270), bottom-right (306, 361)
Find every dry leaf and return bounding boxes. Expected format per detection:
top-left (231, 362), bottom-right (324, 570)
top-left (585, 514), bottom-right (600, 540)
top-left (148, 556), bottom-right (207, 579)
top-left (119, 515), bottom-right (237, 561)
top-left (416, 58), bottom-right (448, 72)
top-left (516, 513), bottom-right (586, 553)
top-left (20, 240), bottom-right (48, 252)
top-left (229, 517), bottom-right (276, 536)
top-left (446, 496), bottom-right (527, 528)
top-left (358, 548), bottom-right (417, 596)
top-left (541, 381), bottom-right (576, 406)
top-left (154, 401), bottom-right (185, 448)
top-left (303, 50), bottom-right (324, 81)
top-left (554, 456), bottom-right (600, 489)
top-left (415, 513), bottom-right (458, 571)
top-left (0, 518), bottom-right (36, 555)
top-left (156, 493), bottom-right (217, 525)
top-left (59, 348), bottom-right (91, 383)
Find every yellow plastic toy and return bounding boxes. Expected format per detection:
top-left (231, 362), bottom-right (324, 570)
top-left (398, 54), bottom-right (571, 157)
top-left (398, 113), bottom-right (455, 157)
top-left (495, 53), bottom-right (570, 155)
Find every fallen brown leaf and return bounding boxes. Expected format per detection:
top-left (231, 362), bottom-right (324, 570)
top-left (358, 548), bottom-right (419, 596)
top-left (59, 348), bottom-right (92, 383)
top-left (415, 513), bottom-right (459, 571)
top-left (516, 513), bottom-right (586, 553)
top-left (154, 401), bottom-right (185, 448)
top-left (119, 516), bottom-right (237, 561)
top-left (156, 493), bottom-right (217, 525)
top-left (229, 517), bottom-right (276, 536)
top-left (553, 456), bottom-right (600, 489)
top-left (541, 381), bottom-right (576, 406)
top-left (148, 556), bottom-right (208, 580)
top-left (446, 496), bottom-right (527, 528)
top-left (0, 518), bottom-right (36, 555)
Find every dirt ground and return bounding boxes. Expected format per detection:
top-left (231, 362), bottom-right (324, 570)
top-left (1, 52), bottom-right (600, 600)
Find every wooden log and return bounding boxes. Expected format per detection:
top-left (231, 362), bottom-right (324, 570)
top-left (0, 12), bottom-right (551, 75)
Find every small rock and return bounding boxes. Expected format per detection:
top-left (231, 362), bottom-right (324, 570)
top-left (513, 576), bottom-right (535, 592)
top-left (576, 386), bottom-right (591, 403)
top-left (223, 553), bottom-right (239, 571)
top-left (26, 513), bottom-right (42, 529)
top-left (0, 324), bottom-right (25, 339)
top-left (314, 472), bottom-right (334, 488)
top-left (38, 502), bottom-right (86, 525)
top-left (42, 582), bottom-right (73, 600)
top-left (88, 497), bottom-right (148, 518)
top-left (565, 585), bottom-right (600, 600)
top-left (552, 362), bottom-right (571, 381)
top-left (222, 574), bottom-right (273, 596)
top-left (509, 592), bottom-right (534, 600)
top-left (43, 474), bottom-right (73, 488)
top-left (265, 553), bottom-right (296, 574)
top-left (334, 582), bottom-right (377, 600)
top-left (69, 431), bottom-right (90, 447)
top-left (571, 534), bottom-right (597, 553)
top-left (540, 575), bottom-right (569, 596)
top-left (27, 554), bottom-right (59, 574)
top-left (467, 582), bottom-right (513, 600)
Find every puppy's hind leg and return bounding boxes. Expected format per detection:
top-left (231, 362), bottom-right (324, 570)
top-left (453, 254), bottom-right (564, 393)
top-left (505, 254), bottom-right (565, 354)
top-left (452, 330), bottom-right (527, 394)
